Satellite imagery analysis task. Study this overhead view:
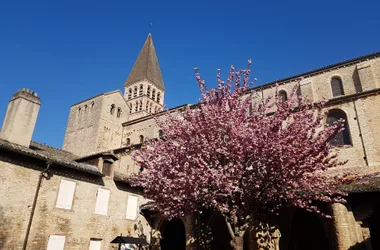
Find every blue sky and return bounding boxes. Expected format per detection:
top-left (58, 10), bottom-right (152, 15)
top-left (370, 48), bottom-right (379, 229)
top-left (0, 0), bottom-right (379, 149)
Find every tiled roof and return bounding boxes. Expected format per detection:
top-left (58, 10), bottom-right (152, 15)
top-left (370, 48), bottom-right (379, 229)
top-left (251, 51), bottom-right (380, 91)
top-left (124, 33), bottom-right (165, 91)
top-left (0, 139), bottom-right (102, 176)
top-left (341, 174), bottom-right (380, 193)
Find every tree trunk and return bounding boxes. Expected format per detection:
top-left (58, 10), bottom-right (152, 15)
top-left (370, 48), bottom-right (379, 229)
top-left (230, 236), bottom-right (244, 250)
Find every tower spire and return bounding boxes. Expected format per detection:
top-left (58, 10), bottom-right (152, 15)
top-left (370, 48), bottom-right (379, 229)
top-left (124, 34), bottom-right (165, 91)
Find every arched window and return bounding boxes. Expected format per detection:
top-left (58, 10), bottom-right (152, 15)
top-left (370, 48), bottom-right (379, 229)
top-left (152, 89), bottom-right (156, 100)
top-left (110, 104), bottom-right (115, 115)
top-left (326, 109), bottom-right (351, 146)
top-left (139, 135), bottom-right (144, 144)
top-left (139, 101), bottom-right (143, 111)
top-left (331, 77), bottom-right (344, 97)
top-left (278, 90), bottom-right (287, 102)
top-left (147, 86), bottom-right (151, 97)
top-left (117, 108), bottom-right (122, 118)
top-left (135, 102), bottom-right (138, 112)
top-left (157, 92), bottom-right (161, 103)
top-left (133, 86), bottom-right (138, 98)
top-left (78, 107), bottom-right (81, 114)
top-left (126, 138), bottom-right (131, 146)
top-left (128, 88), bottom-right (132, 99)
top-left (84, 105), bottom-right (88, 113)
top-left (91, 102), bottom-right (95, 109)
top-left (158, 130), bottom-right (164, 139)
top-left (146, 101), bottom-right (149, 111)
top-left (139, 85), bottom-right (143, 96)
top-left (129, 104), bottom-right (132, 114)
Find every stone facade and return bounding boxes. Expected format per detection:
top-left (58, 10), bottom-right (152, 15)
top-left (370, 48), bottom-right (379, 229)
top-left (0, 154), bottom-right (150, 250)
top-left (1, 31), bottom-right (380, 250)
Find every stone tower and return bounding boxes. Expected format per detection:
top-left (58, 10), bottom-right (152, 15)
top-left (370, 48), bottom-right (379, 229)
top-left (124, 33), bottom-right (165, 120)
top-left (0, 88), bottom-right (40, 147)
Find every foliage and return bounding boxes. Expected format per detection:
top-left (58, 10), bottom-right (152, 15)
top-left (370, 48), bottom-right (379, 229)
top-left (130, 61), bottom-right (348, 237)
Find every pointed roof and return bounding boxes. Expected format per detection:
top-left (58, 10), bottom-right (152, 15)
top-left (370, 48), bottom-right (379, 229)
top-left (124, 34), bottom-right (165, 91)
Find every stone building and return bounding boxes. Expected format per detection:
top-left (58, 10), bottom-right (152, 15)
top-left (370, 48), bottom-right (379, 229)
top-left (1, 32), bottom-right (380, 250)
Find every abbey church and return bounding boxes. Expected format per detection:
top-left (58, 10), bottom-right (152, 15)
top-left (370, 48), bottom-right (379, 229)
top-left (1, 33), bottom-right (380, 250)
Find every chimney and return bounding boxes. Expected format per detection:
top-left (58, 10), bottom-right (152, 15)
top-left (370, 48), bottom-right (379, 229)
top-left (0, 88), bottom-right (41, 147)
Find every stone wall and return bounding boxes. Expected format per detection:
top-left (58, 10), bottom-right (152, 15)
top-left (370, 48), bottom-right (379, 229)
top-left (0, 153), bottom-right (150, 250)
top-left (63, 91), bottom-right (129, 157)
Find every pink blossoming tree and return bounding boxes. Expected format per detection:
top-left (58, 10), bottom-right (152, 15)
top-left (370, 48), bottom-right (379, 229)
top-left (130, 61), bottom-right (350, 250)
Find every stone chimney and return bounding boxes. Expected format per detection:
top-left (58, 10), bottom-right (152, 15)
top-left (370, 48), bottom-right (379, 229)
top-left (0, 88), bottom-right (40, 147)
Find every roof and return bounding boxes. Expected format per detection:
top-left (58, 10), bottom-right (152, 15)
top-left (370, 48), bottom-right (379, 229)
top-left (251, 51), bottom-right (380, 91)
top-left (0, 139), bottom-right (102, 176)
top-left (110, 236), bottom-right (148, 245)
top-left (341, 175), bottom-right (380, 193)
top-left (70, 90), bottom-right (123, 107)
top-left (124, 33), bottom-right (165, 91)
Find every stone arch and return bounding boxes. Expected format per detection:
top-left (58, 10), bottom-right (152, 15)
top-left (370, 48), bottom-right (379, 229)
top-left (278, 90), bottom-right (288, 102)
top-left (158, 218), bottom-right (186, 250)
top-left (281, 209), bottom-right (330, 250)
top-left (208, 213), bottom-right (233, 250)
top-left (368, 204), bottom-right (380, 249)
top-left (326, 109), bottom-right (352, 146)
top-left (330, 76), bottom-right (344, 97)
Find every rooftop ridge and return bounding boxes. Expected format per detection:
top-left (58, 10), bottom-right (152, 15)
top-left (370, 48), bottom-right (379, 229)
top-left (251, 51), bottom-right (380, 91)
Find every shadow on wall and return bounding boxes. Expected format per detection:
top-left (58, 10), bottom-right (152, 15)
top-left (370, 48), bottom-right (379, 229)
top-left (348, 239), bottom-right (371, 250)
top-left (0, 206), bottom-right (10, 248)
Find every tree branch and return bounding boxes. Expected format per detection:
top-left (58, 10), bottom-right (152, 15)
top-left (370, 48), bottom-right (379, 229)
top-left (225, 218), bottom-right (235, 239)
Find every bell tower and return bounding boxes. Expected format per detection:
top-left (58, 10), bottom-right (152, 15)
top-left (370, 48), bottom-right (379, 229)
top-left (124, 34), bottom-right (165, 120)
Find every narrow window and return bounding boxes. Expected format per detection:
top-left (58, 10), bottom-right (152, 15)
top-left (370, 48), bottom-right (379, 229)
top-left (158, 130), bottom-right (164, 139)
top-left (91, 102), bottom-right (95, 109)
top-left (139, 101), bottom-right (143, 111)
top-left (126, 195), bottom-right (138, 220)
top-left (133, 86), bottom-right (138, 97)
top-left (135, 102), bottom-right (138, 112)
top-left (331, 77), bottom-right (344, 97)
top-left (56, 180), bottom-right (76, 210)
top-left (128, 88), bottom-right (132, 99)
top-left (149, 103), bottom-right (152, 113)
top-left (157, 92), bottom-right (161, 103)
top-left (110, 105), bottom-right (115, 115)
top-left (117, 108), bottom-right (122, 118)
top-left (89, 239), bottom-right (102, 250)
top-left (326, 110), bottom-right (352, 146)
top-left (94, 189), bottom-right (110, 216)
top-left (78, 107), bottom-right (81, 114)
top-left (147, 86), bottom-right (151, 97)
top-left (139, 135), bottom-right (144, 143)
top-left (84, 105), bottom-right (88, 113)
top-left (145, 101), bottom-right (149, 111)
top-left (129, 104), bottom-right (132, 114)
top-left (126, 138), bottom-right (131, 146)
top-left (152, 89), bottom-right (156, 100)
top-left (139, 85), bottom-right (143, 96)
top-left (47, 235), bottom-right (66, 250)
top-left (278, 90), bottom-right (287, 102)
